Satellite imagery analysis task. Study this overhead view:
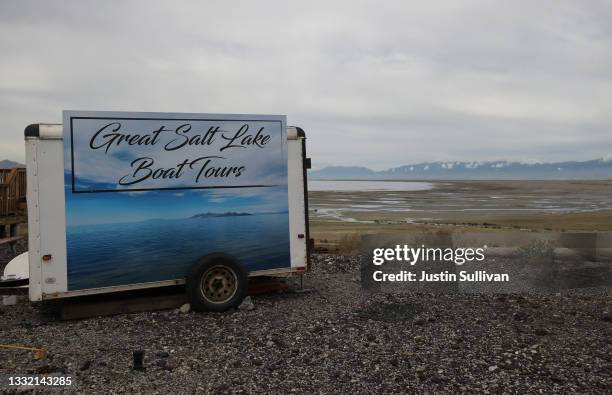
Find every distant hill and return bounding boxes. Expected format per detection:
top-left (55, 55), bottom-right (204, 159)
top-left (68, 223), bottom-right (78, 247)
top-left (309, 166), bottom-right (376, 179)
top-left (0, 160), bottom-right (24, 169)
top-left (310, 159), bottom-right (612, 180)
top-left (190, 212), bottom-right (252, 219)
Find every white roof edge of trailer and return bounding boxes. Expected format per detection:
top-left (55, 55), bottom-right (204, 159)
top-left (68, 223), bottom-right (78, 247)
top-left (28, 123), bottom-right (299, 140)
top-left (39, 124), bottom-right (63, 139)
top-left (25, 123), bottom-right (63, 140)
top-left (287, 127), bottom-right (299, 140)
top-left (28, 123), bottom-right (297, 140)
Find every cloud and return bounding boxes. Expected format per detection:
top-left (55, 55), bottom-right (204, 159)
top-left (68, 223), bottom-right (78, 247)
top-left (1, 0), bottom-right (611, 169)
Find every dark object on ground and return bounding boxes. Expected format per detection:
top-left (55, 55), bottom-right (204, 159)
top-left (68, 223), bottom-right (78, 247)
top-left (133, 350), bottom-right (145, 371)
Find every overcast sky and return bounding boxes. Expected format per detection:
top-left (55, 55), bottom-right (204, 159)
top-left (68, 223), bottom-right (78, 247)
top-left (1, 1), bottom-right (611, 169)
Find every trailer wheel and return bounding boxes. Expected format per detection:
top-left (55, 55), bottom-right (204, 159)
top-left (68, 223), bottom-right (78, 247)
top-left (186, 254), bottom-right (247, 312)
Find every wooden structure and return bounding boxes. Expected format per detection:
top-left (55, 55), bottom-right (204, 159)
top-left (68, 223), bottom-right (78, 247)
top-left (0, 168), bottom-right (27, 242)
top-left (0, 168), bottom-right (26, 217)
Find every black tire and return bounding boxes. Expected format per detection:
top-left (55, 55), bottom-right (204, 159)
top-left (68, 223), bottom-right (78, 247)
top-left (186, 253), bottom-right (248, 312)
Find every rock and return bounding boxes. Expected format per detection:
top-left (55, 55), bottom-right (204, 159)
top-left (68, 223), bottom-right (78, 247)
top-left (156, 359), bottom-right (173, 371)
top-left (156, 351), bottom-right (169, 358)
top-left (534, 327), bottom-right (550, 336)
top-left (36, 364), bottom-right (62, 374)
top-left (80, 360), bottom-right (92, 371)
top-left (551, 314), bottom-right (563, 324)
top-left (431, 374), bottom-right (444, 383)
top-left (513, 311), bottom-right (528, 321)
top-left (179, 303), bottom-right (191, 314)
top-left (214, 383), bottom-right (231, 392)
top-left (414, 317), bottom-right (426, 326)
top-left (2, 295), bottom-right (17, 306)
top-left (488, 365), bottom-right (498, 372)
top-left (239, 296), bottom-right (255, 311)
top-left (602, 310), bottom-right (612, 322)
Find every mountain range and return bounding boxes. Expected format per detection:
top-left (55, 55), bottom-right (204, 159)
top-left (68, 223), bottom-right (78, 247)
top-left (0, 160), bottom-right (24, 169)
top-left (310, 159), bottom-right (612, 180)
top-left (2, 158), bottom-right (609, 180)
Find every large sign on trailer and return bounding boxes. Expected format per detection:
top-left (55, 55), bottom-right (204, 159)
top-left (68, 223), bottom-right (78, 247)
top-left (66, 114), bottom-right (286, 192)
top-left (62, 111), bottom-right (290, 291)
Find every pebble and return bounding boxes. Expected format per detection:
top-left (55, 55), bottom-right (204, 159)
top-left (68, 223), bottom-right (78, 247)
top-left (0, 253), bottom-right (608, 393)
top-left (238, 296), bottom-right (255, 311)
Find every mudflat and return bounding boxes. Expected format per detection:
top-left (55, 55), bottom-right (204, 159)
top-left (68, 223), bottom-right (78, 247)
top-left (308, 180), bottom-right (612, 250)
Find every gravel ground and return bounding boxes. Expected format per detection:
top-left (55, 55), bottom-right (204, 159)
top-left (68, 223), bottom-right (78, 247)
top-left (1, 254), bottom-right (611, 393)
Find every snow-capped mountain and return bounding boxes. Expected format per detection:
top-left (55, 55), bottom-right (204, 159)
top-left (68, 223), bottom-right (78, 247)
top-left (310, 159), bottom-right (612, 180)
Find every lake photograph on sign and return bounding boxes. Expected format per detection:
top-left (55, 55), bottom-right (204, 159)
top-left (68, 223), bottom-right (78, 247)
top-left (63, 112), bottom-right (290, 290)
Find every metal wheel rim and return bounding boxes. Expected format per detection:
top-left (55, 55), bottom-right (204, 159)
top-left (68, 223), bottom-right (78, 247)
top-left (200, 265), bottom-right (238, 304)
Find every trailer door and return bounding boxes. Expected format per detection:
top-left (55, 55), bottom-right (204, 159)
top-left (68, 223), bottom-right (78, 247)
top-left (287, 127), bottom-right (311, 270)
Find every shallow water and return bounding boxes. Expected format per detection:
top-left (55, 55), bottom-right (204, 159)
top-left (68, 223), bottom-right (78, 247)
top-left (309, 180), bottom-right (612, 224)
top-left (309, 180), bottom-right (433, 192)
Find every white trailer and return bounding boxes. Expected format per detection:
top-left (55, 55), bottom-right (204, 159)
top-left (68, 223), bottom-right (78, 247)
top-left (3, 111), bottom-right (311, 312)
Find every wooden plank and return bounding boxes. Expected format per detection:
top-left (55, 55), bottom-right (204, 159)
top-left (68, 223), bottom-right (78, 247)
top-left (0, 236), bottom-right (22, 246)
top-left (0, 286), bottom-right (28, 295)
